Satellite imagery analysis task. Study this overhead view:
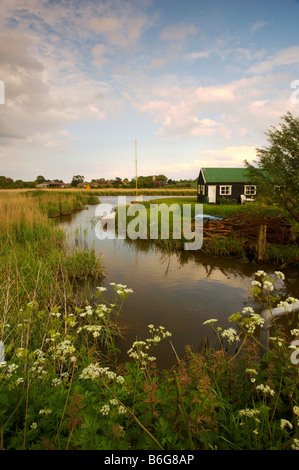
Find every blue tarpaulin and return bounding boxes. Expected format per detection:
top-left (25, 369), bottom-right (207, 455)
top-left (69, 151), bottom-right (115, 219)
top-left (195, 214), bottom-right (222, 220)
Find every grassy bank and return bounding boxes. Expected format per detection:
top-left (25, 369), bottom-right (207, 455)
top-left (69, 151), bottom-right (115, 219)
top-left (115, 197), bottom-right (298, 265)
top-left (0, 192), bottom-right (103, 316)
top-left (4, 187), bottom-right (197, 196)
top-left (0, 269), bottom-right (298, 450)
top-left (27, 190), bottom-right (100, 218)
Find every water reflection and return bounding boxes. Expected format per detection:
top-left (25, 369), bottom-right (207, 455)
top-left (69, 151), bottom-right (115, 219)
top-left (59, 196), bottom-right (298, 369)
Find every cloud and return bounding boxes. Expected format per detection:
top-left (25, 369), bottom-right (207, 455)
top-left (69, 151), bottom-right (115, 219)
top-left (0, 29), bottom-right (115, 146)
top-left (160, 23), bottom-right (197, 42)
top-left (91, 43), bottom-right (111, 69)
top-left (251, 21), bottom-right (269, 33)
top-left (247, 46), bottom-right (299, 74)
top-left (200, 145), bottom-right (257, 164)
top-left (145, 145), bottom-right (257, 177)
top-left (148, 58), bottom-right (167, 69)
top-left (88, 14), bottom-right (148, 47)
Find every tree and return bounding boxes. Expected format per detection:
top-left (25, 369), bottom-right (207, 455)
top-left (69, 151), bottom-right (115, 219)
top-left (71, 175), bottom-right (85, 187)
top-left (36, 175), bottom-right (46, 184)
top-left (245, 112), bottom-right (299, 222)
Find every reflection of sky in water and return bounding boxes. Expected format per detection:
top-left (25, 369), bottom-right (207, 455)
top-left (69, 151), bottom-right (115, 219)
top-left (59, 196), bottom-right (298, 369)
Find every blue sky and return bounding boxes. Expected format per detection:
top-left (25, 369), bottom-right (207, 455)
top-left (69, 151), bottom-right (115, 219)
top-left (0, 0), bottom-right (299, 182)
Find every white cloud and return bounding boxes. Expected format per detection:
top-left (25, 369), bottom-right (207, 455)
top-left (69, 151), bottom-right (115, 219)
top-left (88, 14), bottom-right (148, 48)
top-left (247, 46), bottom-right (299, 74)
top-left (251, 21), bottom-right (269, 33)
top-left (91, 43), bottom-right (111, 69)
top-left (160, 23), bottom-right (197, 42)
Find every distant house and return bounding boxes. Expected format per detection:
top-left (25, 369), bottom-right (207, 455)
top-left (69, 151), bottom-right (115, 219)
top-left (36, 181), bottom-right (68, 188)
top-left (197, 168), bottom-right (257, 204)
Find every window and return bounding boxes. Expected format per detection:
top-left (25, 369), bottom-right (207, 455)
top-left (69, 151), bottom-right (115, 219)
top-left (198, 185), bottom-right (205, 195)
top-left (244, 185), bottom-right (256, 195)
top-left (220, 185), bottom-right (232, 195)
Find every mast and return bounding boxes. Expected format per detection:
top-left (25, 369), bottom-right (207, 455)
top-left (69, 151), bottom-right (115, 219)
top-left (135, 139), bottom-right (138, 197)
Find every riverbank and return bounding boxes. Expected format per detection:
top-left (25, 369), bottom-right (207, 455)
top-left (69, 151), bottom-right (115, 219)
top-left (27, 189), bottom-right (100, 217)
top-left (0, 191), bottom-right (298, 450)
top-left (115, 197), bottom-right (298, 266)
top-left (0, 191), bottom-right (103, 316)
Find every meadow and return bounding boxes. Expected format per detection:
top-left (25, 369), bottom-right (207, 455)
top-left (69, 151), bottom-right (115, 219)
top-left (0, 191), bottom-right (298, 450)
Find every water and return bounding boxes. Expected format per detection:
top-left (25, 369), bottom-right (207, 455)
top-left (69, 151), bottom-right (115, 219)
top-left (59, 195), bottom-right (298, 369)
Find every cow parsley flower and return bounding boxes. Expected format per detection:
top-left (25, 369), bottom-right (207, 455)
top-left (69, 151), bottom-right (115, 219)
top-left (203, 319), bottom-right (218, 325)
top-left (256, 384), bottom-right (275, 396)
top-left (100, 404), bottom-right (110, 416)
top-left (221, 328), bottom-right (240, 344)
top-left (275, 271), bottom-right (285, 280)
top-left (280, 419), bottom-right (293, 430)
top-left (255, 270), bottom-right (266, 277)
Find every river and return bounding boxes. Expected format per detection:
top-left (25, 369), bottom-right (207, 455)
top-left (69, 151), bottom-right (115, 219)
top-left (59, 195), bottom-right (298, 369)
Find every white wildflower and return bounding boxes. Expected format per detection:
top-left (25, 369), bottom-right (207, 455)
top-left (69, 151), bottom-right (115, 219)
top-left (79, 363), bottom-right (101, 380)
top-left (291, 438), bottom-right (299, 450)
top-left (110, 399), bottom-right (119, 406)
top-left (39, 409), bottom-right (52, 415)
top-left (263, 280), bottom-right (274, 291)
top-left (118, 405), bottom-right (127, 415)
top-left (275, 271), bottom-right (285, 280)
top-left (221, 328), bottom-right (240, 344)
top-left (256, 384), bottom-right (275, 396)
top-left (255, 270), bottom-right (266, 277)
top-left (239, 408), bottom-right (260, 418)
top-left (203, 319), bottom-right (218, 325)
top-left (242, 307), bottom-right (255, 314)
top-left (280, 419), bottom-right (293, 430)
top-left (100, 404), bottom-right (110, 416)
top-left (251, 281), bottom-right (261, 287)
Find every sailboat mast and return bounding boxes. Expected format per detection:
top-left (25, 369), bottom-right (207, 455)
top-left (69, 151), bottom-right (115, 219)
top-left (135, 139), bottom-right (137, 197)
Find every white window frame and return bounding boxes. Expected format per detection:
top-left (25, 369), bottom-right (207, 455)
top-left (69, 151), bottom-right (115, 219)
top-left (219, 185), bottom-right (232, 196)
top-left (244, 185), bottom-right (256, 196)
top-left (197, 185), bottom-right (205, 195)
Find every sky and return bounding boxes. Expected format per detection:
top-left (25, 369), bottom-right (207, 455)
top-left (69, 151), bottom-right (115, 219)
top-left (0, 0), bottom-right (299, 182)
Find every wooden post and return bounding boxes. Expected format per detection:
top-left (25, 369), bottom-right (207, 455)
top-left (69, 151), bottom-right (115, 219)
top-left (257, 224), bottom-right (267, 262)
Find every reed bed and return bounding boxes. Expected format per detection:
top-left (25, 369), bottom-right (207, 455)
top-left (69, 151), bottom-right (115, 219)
top-left (0, 192), bottom-right (103, 315)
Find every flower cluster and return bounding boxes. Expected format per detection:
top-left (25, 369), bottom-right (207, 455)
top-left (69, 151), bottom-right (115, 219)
top-left (239, 408), bottom-right (261, 418)
top-left (127, 325), bottom-right (172, 367)
top-left (221, 327), bottom-right (240, 344)
top-left (256, 384), bottom-right (275, 396)
top-left (109, 283), bottom-right (133, 298)
top-left (50, 340), bottom-right (76, 362)
top-left (99, 400), bottom-right (127, 417)
top-left (79, 362), bottom-right (125, 384)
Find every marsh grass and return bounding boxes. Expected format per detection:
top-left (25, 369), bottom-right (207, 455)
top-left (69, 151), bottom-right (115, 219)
top-left (0, 192), bottom-right (103, 315)
top-left (26, 190), bottom-right (100, 217)
top-left (0, 271), bottom-right (297, 450)
top-left (0, 193), bottom-right (298, 450)
top-left (124, 197), bottom-right (298, 264)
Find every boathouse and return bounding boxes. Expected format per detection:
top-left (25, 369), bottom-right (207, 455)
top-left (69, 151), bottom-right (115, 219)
top-left (197, 168), bottom-right (257, 204)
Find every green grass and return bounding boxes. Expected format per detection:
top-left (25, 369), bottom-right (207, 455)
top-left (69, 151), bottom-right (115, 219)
top-left (0, 271), bottom-right (298, 450)
top-left (27, 190), bottom-right (100, 217)
top-left (118, 197), bottom-right (298, 265)
top-left (0, 192), bottom-right (103, 316)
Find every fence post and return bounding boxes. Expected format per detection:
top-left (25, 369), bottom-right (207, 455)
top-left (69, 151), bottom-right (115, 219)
top-left (256, 224), bottom-right (267, 262)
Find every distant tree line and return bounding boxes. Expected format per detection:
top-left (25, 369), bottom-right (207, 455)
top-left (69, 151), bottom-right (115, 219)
top-left (0, 174), bottom-right (197, 189)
